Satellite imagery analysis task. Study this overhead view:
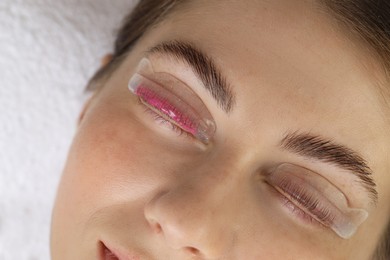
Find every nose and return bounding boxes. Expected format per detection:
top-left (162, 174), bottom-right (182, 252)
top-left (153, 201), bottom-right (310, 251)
top-left (144, 176), bottom-right (238, 259)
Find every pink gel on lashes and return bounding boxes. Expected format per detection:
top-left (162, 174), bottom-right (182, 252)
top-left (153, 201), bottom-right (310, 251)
top-left (135, 85), bottom-right (198, 135)
top-left (129, 58), bottom-right (216, 143)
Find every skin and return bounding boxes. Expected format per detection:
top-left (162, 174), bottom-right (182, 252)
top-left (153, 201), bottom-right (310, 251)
top-left (51, 0), bottom-right (390, 259)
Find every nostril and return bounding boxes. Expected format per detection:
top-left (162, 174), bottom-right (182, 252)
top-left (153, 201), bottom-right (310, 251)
top-left (184, 247), bottom-right (201, 256)
top-left (148, 219), bottom-right (163, 234)
top-left (154, 223), bottom-right (163, 234)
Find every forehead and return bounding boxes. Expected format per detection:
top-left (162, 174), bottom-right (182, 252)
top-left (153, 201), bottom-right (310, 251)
top-left (168, 0), bottom-right (386, 106)
top-left (153, 3), bottom-right (388, 131)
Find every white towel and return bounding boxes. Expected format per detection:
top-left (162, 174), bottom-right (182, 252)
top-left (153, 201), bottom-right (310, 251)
top-left (0, 1), bottom-right (137, 259)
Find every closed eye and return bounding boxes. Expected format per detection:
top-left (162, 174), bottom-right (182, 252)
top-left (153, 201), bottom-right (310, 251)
top-left (128, 67), bottom-right (216, 144)
top-left (265, 163), bottom-right (368, 239)
top-left (140, 100), bottom-right (195, 140)
top-left (128, 58), bottom-right (216, 144)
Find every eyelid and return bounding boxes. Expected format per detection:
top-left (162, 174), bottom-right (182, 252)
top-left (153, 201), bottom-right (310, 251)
top-left (128, 58), bottom-right (216, 144)
top-left (267, 163), bottom-right (369, 239)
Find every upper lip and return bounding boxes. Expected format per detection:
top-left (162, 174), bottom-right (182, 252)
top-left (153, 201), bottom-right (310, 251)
top-left (100, 241), bottom-right (149, 260)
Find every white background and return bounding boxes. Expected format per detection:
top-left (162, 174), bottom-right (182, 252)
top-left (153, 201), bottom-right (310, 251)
top-left (0, 1), bottom-right (137, 259)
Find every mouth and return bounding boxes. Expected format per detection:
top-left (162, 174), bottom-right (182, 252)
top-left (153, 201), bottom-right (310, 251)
top-left (99, 241), bottom-right (141, 260)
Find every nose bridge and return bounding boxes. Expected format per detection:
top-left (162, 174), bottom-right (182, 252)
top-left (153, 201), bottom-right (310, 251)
top-left (144, 157), bottom-right (243, 258)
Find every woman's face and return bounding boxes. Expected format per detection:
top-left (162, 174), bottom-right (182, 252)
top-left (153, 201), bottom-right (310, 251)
top-left (51, 0), bottom-right (390, 259)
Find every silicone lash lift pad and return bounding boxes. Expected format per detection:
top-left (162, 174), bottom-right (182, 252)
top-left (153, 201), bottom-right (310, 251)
top-left (268, 163), bottom-right (369, 239)
top-left (128, 58), bottom-right (216, 144)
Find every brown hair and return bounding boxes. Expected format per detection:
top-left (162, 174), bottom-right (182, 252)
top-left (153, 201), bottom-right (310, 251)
top-left (87, 0), bottom-right (184, 90)
top-left (87, 0), bottom-right (390, 258)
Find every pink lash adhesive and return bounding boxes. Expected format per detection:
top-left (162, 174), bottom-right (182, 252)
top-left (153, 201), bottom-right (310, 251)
top-left (135, 83), bottom-right (198, 135)
top-left (128, 58), bottom-right (216, 144)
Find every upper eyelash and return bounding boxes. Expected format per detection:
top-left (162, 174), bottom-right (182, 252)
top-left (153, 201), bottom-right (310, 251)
top-left (276, 178), bottom-right (336, 225)
top-left (142, 105), bottom-right (193, 139)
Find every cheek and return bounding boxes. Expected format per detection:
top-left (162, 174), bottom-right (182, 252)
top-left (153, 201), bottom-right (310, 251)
top-left (61, 120), bottom-right (154, 208)
top-left (51, 102), bottom-right (172, 255)
top-left (55, 102), bottom-right (192, 220)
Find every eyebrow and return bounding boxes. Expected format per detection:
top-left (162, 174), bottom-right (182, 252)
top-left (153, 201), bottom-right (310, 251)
top-left (281, 132), bottom-right (378, 204)
top-left (146, 40), bottom-right (236, 113)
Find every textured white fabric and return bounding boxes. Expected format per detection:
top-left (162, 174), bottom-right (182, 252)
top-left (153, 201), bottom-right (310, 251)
top-left (0, 1), bottom-right (137, 259)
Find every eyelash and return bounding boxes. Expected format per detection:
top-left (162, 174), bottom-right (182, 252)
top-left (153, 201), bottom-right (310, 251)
top-left (270, 178), bottom-right (336, 228)
top-left (140, 100), bottom-right (195, 140)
